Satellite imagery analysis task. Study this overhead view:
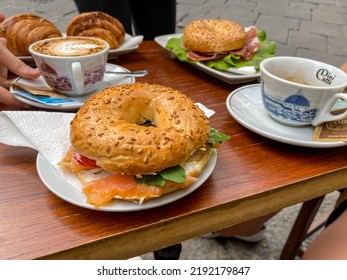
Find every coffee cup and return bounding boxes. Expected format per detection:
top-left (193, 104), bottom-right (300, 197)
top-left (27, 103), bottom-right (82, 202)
top-left (259, 56), bottom-right (347, 126)
top-left (29, 36), bottom-right (109, 96)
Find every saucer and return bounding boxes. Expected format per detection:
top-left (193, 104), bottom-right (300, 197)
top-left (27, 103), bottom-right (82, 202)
top-left (11, 63), bottom-right (135, 111)
top-left (154, 34), bottom-right (260, 84)
top-left (226, 84), bottom-right (346, 148)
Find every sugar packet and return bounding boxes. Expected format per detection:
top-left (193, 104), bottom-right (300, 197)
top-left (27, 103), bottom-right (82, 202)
top-left (312, 105), bottom-right (347, 142)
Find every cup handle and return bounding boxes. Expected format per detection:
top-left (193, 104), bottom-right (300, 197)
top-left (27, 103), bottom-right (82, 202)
top-left (71, 62), bottom-right (84, 94)
top-left (311, 93), bottom-right (347, 126)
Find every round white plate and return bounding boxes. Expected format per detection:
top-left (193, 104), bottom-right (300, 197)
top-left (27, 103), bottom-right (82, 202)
top-left (18, 34), bottom-right (143, 64)
top-left (226, 84), bottom-right (346, 148)
top-left (36, 149), bottom-right (217, 212)
top-left (11, 63), bottom-right (135, 110)
top-left (154, 34), bottom-right (260, 84)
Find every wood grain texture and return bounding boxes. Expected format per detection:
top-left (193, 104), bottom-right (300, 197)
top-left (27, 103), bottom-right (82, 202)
top-left (1, 41), bottom-right (347, 259)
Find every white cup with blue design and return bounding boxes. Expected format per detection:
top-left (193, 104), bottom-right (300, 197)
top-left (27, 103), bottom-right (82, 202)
top-left (259, 56), bottom-right (347, 127)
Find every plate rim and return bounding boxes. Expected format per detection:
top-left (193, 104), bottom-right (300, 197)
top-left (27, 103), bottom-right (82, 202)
top-left (36, 149), bottom-right (217, 212)
top-left (226, 84), bottom-right (346, 148)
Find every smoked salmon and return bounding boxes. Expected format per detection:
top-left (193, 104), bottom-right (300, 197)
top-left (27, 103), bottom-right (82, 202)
top-left (83, 173), bottom-right (197, 207)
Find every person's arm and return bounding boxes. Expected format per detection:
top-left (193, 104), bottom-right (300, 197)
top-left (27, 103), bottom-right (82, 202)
top-left (341, 61), bottom-right (347, 73)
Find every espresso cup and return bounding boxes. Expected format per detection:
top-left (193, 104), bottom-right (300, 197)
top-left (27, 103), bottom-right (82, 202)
top-left (260, 56), bottom-right (347, 127)
top-left (29, 36), bottom-right (109, 96)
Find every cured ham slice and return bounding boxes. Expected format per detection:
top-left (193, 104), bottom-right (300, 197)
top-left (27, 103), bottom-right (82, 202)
top-left (232, 26), bottom-right (261, 60)
top-left (187, 51), bottom-right (225, 61)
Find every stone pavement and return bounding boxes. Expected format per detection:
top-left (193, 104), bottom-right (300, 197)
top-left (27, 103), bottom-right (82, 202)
top-left (0, 0), bottom-right (345, 259)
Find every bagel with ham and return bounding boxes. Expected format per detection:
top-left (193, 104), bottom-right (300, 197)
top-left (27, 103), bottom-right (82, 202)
top-left (166, 19), bottom-right (277, 73)
top-left (60, 83), bottom-right (229, 208)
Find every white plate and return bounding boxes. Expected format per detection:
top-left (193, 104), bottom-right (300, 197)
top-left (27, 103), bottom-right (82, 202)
top-left (11, 63), bottom-right (135, 110)
top-left (36, 149), bottom-right (217, 212)
top-left (18, 34), bottom-right (143, 64)
top-left (226, 84), bottom-right (346, 148)
top-left (154, 34), bottom-right (260, 84)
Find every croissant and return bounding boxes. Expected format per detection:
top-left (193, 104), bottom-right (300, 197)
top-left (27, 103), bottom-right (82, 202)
top-left (0, 14), bottom-right (63, 56)
top-left (66, 11), bottom-right (125, 49)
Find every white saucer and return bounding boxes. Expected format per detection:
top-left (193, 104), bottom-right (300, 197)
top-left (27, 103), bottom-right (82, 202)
top-left (154, 34), bottom-right (260, 84)
top-left (11, 63), bottom-right (135, 111)
top-left (36, 149), bottom-right (217, 212)
top-left (226, 84), bottom-right (346, 148)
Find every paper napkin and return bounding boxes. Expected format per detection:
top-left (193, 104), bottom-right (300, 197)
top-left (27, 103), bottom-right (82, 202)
top-left (0, 111), bottom-right (84, 190)
top-left (118, 35), bottom-right (144, 50)
top-left (0, 111), bottom-right (73, 162)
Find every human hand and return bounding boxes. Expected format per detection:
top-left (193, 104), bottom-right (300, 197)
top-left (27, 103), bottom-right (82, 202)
top-left (0, 37), bottom-right (41, 108)
top-left (341, 61), bottom-right (347, 73)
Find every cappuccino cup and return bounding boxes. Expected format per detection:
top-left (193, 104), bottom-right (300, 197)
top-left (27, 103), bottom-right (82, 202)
top-left (260, 56), bottom-right (347, 127)
top-left (29, 36), bottom-right (109, 96)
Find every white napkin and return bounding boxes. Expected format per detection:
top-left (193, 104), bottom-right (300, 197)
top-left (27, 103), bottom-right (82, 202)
top-left (0, 111), bottom-right (73, 163)
top-left (118, 35), bottom-right (144, 50)
top-left (0, 111), bottom-right (83, 190)
top-left (225, 66), bottom-right (257, 75)
top-left (196, 102), bottom-right (215, 118)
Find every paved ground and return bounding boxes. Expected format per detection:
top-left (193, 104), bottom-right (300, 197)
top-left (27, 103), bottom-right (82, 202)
top-left (1, 0), bottom-right (345, 259)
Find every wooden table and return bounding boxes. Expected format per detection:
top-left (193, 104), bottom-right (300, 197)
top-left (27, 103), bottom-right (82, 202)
top-left (1, 41), bottom-right (347, 260)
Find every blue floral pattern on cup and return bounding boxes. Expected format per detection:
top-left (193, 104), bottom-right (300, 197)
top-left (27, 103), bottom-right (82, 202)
top-left (261, 84), bottom-right (318, 123)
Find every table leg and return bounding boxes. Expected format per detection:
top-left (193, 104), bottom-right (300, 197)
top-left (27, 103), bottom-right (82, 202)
top-left (280, 196), bottom-right (325, 259)
top-left (153, 243), bottom-right (182, 260)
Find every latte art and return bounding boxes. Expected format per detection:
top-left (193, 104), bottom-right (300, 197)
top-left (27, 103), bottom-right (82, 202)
top-left (48, 41), bottom-right (103, 56)
top-left (32, 37), bottom-right (107, 56)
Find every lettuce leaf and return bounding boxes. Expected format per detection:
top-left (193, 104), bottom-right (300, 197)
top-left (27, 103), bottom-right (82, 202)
top-left (166, 30), bottom-right (277, 71)
top-left (166, 37), bottom-right (194, 63)
top-left (134, 128), bottom-right (230, 187)
top-left (208, 128), bottom-right (231, 144)
top-left (134, 165), bottom-right (186, 187)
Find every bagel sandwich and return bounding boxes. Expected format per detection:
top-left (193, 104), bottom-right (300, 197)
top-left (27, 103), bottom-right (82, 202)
top-left (60, 83), bottom-right (229, 208)
top-left (166, 19), bottom-right (277, 73)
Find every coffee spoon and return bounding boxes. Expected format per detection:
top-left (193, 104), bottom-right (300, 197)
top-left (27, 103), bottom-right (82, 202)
top-left (105, 70), bottom-right (148, 77)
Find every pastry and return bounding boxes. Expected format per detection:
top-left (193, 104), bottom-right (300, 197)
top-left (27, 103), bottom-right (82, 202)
top-left (0, 14), bottom-right (62, 56)
top-left (66, 11), bottom-right (125, 49)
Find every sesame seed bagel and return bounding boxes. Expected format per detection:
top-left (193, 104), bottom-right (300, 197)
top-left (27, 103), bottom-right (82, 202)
top-left (70, 83), bottom-right (210, 175)
top-left (183, 19), bottom-right (246, 53)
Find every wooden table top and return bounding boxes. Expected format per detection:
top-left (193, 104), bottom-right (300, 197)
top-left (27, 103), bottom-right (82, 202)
top-left (1, 41), bottom-right (347, 260)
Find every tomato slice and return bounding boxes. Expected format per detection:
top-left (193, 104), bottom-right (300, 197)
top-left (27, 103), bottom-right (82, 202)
top-left (73, 152), bottom-right (99, 168)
